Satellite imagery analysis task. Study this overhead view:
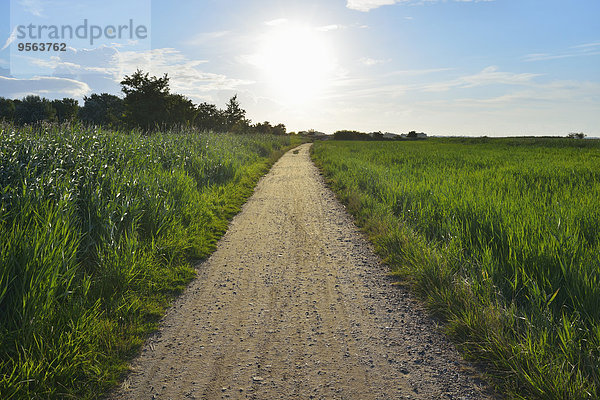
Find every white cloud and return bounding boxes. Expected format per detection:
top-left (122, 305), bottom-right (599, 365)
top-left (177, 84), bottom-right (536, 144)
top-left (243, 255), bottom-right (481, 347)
top-left (1, 45), bottom-right (252, 103)
top-left (430, 80), bottom-right (600, 107)
top-left (523, 42), bottom-right (600, 62)
top-left (265, 18), bottom-right (288, 26)
top-left (115, 48), bottom-right (252, 97)
top-left (359, 57), bottom-right (388, 66)
top-left (21, 46), bottom-right (123, 81)
top-left (19, 0), bottom-right (45, 17)
top-left (346, 0), bottom-right (397, 12)
top-left (573, 42), bottom-right (600, 49)
top-left (324, 66), bottom-right (544, 102)
top-left (185, 31), bottom-right (231, 46)
top-left (317, 25), bottom-right (341, 32)
top-left (1, 27), bottom-right (18, 51)
top-left (0, 75), bottom-right (90, 98)
top-left (346, 0), bottom-right (493, 12)
top-left (421, 66), bottom-right (540, 92)
top-left (385, 67), bottom-right (453, 76)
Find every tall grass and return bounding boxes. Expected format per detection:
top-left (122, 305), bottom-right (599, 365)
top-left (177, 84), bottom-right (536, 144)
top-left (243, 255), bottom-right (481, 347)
top-left (0, 122), bottom-right (298, 398)
top-left (312, 138), bottom-right (600, 399)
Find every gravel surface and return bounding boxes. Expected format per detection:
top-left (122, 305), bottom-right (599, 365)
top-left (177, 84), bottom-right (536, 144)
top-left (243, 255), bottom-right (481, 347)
top-left (112, 143), bottom-right (493, 400)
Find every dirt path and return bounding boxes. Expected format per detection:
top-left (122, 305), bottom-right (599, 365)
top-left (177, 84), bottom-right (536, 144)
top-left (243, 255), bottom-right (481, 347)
top-left (113, 143), bottom-right (492, 400)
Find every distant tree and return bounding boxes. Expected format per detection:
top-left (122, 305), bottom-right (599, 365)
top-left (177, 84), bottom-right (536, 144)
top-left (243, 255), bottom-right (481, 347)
top-left (253, 121), bottom-right (272, 135)
top-left (371, 131), bottom-right (384, 140)
top-left (333, 130), bottom-right (369, 140)
top-left (230, 119), bottom-right (251, 135)
top-left (252, 121), bottom-right (287, 135)
top-left (79, 93), bottom-right (124, 127)
top-left (271, 123), bottom-right (286, 136)
top-left (14, 95), bottom-right (56, 124)
top-left (51, 98), bottom-right (79, 123)
top-left (121, 69), bottom-right (171, 130)
top-left (0, 97), bottom-right (16, 121)
top-left (166, 93), bottom-right (197, 126)
top-left (223, 95), bottom-right (247, 131)
top-left (567, 132), bottom-right (586, 139)
top-left (195, 102), bottom-right (226, 132)
top-left (407, 131), bottom-right (418, 138)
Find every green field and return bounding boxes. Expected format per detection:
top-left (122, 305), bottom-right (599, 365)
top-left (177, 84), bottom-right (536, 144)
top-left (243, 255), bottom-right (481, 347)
top-left (312, 138), bottom-right (600, 399)
top-left (0, 122), bottom-right (299, 399)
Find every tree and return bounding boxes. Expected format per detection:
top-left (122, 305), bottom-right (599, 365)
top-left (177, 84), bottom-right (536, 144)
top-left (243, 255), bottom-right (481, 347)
top-left (271, 123), bottom-right (286, 136)
top-left (165, 93), bottom-right (197, 126)
top-left (79, 93), bottom-right (124, 127)
top-left (407, 131), bottom-right (418, 138)
top-left (253, 121), bottom-right (272, 135)
top-left (230, 119), bottom-right (251, 135)
top-left (120, 69), bottom-right (171, 130)
top-left (14, 95), bottom-right (56, 124)
top-left (223, 95), bottom-right (247, 131)
top-left (51, 98), bottom-right (79, 123)
top-left (371, 131), bottom-right (384, 140)
top-left (567, 132), bottom-right (586, 139)
top-left (0, 97), bottom-right (15, 121)
top-left (252, 122), bottom-right (286, 135)
top-left (195, 102), bottom-right (226, 132)
top-left (333, 130), bottom-right (369, 140)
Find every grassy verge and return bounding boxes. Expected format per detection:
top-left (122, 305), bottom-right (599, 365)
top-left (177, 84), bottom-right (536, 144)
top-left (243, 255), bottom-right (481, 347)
top-left (0, 122), bottom-right (301, 399)
top-left (311, 138), bottom-right (600, 400)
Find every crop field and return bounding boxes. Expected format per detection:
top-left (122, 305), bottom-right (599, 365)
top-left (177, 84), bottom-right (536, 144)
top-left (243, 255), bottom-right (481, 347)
top-left (312, 138), bottom-right (600, 399)
top-left (0, 122), bottom-right (298, 399)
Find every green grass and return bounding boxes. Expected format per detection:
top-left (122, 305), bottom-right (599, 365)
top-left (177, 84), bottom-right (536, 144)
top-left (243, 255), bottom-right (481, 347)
top-left (311, 137), bottom-right (600, 399)
top-left (0, 122), bottom-right (300, 399)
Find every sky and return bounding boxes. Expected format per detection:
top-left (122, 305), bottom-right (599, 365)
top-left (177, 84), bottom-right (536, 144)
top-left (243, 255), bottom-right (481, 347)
top-left (1, 0), bottom-right (599, 136)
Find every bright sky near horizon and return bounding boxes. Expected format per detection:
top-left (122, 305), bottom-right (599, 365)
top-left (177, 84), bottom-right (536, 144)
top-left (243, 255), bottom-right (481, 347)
top-left (0, 0), bottom-right (599, 136)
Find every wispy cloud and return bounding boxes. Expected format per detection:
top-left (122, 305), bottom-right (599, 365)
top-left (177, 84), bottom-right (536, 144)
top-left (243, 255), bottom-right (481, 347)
top-left (324, 66), bottom-right (541, 100)
top-left (385, 67), bottom-right (453, 77)
top-left (523, 42), bottom-right (600, 62)
top-left (265, 18), bottom-right (288, 26)
top-left (118, 49), bottom-right (252, 95)
top-left (185, 31), bottom-right (231, 46)
top-left (346, 0), bottom-right (397, 12)
top-left (19, 0), bottom-right (45, 17)
top-left (573, 42), bottom-right (600, 49)
top-left (346, 0), bottom-right (493, 12)
top-left (1, 27), bottom-right (19, 51)
top-left (419, 80), bottom-right (600, 109)
top-left (421, 66), bottom-right (540, 92)
top-left (24, 46), bottom-right (252, 102)
top-left (0, 75), bottom-right (90, 98)
top-left (359, 57), bottom-right (388, 66)
top-left (317, 24), bottom-right (340, 32)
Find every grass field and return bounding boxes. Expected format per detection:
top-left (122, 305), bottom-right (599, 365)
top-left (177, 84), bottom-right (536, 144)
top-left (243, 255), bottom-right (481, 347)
top-left (0, 122), bottom-right (299, 399)
top-left (312, 138), bottom-right (600, 399)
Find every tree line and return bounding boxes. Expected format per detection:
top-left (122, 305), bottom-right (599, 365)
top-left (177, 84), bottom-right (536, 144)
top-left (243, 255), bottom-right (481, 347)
top-left (0, 69), bottom-right (287, 135)
top-left (332, 130), bottom-right (426, 140)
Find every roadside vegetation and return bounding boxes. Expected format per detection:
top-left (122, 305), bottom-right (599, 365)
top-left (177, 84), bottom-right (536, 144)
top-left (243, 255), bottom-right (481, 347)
top-left (0, 121), bottom-right (300, 398)
top-left (312, 138), bottom-right (600, 399)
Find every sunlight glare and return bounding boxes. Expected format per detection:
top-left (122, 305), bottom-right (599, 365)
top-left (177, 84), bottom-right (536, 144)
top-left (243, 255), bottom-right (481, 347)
top-left (254, 24), bottom-right (336, 105)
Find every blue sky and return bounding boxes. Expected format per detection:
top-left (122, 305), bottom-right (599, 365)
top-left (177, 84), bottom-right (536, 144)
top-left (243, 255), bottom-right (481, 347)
top-left (1, 0), bottom-right (599, 136)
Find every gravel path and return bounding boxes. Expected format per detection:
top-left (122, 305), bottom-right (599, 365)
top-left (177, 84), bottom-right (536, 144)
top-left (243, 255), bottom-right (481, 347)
top-left (113, 143), bottom-right (493, 400)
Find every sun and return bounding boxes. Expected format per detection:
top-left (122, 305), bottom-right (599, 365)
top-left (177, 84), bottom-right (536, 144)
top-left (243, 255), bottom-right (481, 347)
top-left (252, 24), bottom-right (336, 105)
